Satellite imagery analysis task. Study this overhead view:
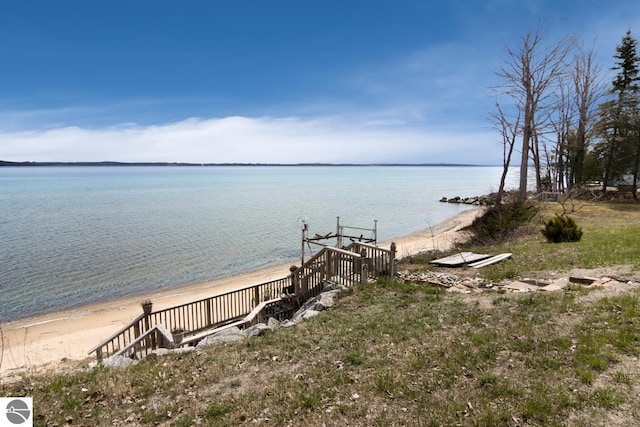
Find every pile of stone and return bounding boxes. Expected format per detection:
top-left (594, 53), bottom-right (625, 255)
top-left (397, 271), bottom-right (486, 292)
top-left (397, 270), bottom-right (634, 294)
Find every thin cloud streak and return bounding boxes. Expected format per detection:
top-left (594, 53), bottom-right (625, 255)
top-left (0, 115), bottom-right (499, 164)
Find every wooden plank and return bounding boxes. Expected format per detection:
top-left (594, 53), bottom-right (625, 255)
top-left (430, 252), bottom-right (491, 267)
top-left (469, 253), bottom-right (512, 269)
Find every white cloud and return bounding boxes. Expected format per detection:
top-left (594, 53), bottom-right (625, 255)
top-left (0, 115), bottom-right (501, 164)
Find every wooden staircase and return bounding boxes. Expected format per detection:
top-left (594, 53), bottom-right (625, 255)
top-left (88, 241), bottom-right (396, 362)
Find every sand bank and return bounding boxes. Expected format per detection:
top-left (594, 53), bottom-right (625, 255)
top-left (0, 208), bottom-right (481, 380)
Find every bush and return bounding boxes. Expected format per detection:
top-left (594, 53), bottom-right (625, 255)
top-left (470, 202), bottom-right (537, 244)
top-left (541, 215), bottom-right (583, 243)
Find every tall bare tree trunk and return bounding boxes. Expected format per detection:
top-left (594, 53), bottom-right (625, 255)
top-left (496, 27), bottom-right (571, 206)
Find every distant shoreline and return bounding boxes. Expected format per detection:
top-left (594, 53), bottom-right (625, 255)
top-left (0, 161), bottom-right (496, 167)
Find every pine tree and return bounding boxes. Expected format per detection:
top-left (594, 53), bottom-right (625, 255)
top-left (599, 29), bottom-right (640, 196)
top-left (612, 29), bottom-right (640, 93)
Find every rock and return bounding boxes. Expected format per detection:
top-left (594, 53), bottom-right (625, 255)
top-left (280, 319), bottom-right (297, 328)
top-left (447, 284), bottom-right (471, 294)
top-left (397, 271), bottom-right (476, 288)
top-left (267, 317), bottom-right (280, 330)
top-left (322, 282), bottom-right (348, 293)
top-left (171, 347), bottom-right (195, 354)
top-left (301, 309), bottom-right (320, 319)
top-left (195, 326), bottom-right (246, 349)
top-left (290, 288), bottom-right (340, 323)
top-left (143, 346), bottom-right (193, 361)
top-left (245, 323), bottom-right (270, 337)
top-left (148, 348), bottom-right (170, 358)
top-left (103, 355), bottom-right (137, 368)
top-left (315, 290), bottom-right (340, 310)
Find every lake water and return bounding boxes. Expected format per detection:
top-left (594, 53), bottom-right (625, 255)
top-left (0, 165), bottom-right (515, 321)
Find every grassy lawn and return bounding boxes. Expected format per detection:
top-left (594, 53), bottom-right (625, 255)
top-left (2, 201), bottom-right (640, 426)
top-left (460, 201), bottom-right (640, 284)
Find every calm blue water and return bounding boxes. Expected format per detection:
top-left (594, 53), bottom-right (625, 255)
top-left (0, 166), bottom-right (515, 321)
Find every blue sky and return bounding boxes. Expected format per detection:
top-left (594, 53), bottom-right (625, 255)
top-left (0, 1), bottom-right (638, 164)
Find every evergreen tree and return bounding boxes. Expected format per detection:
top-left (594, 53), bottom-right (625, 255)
top-left (598, 29), bottom-right (640, 196)
top-left (612, 29), bottom-right (640, 93)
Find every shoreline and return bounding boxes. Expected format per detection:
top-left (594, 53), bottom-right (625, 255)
top-left (0, 208), bottom-right (481, 379)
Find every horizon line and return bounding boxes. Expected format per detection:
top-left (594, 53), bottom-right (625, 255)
top-left (0, 160), bottom-right (501, 167)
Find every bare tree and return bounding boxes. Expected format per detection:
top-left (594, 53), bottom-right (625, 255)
top-left (490, 100), bottom-right (521, 204)
top-left (548, 77), bottom-right (574, 192)
top-left (496, 25), bottom-right (572, 205)
top-left (570, 42), bottom-right (604, 187)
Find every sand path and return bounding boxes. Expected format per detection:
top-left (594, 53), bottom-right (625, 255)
top-left (1, 208), bottom-right (481, 380)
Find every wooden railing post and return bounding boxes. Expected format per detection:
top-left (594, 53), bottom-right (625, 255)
top-left (361, 263), bottom-right (369, 285)
top-left (323, 250), bottom-right (330, 282)
top-left (141, 301), bottom-right (156, 351)
top-left (206, 298), bottom-right (213, 327)
top-left (254, 286), bottom-right (261, 307)
top-left (290, 265), bottom-right (299, 297)
top-left (359, 248), bottom-right (367, 279)
top-left (390, 242), bottom-right (397, 277)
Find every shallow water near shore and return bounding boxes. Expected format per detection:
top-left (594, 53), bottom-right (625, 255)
top-left (0, 165), bottom-right (515, 321)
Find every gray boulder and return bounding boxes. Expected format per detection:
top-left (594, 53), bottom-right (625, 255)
top-left (148, 348), bottom-right (170, 358)
top-left (322, 283), bottom-right (348, 293)
top-left (171, 346), bottom-right (196, 354)
top-left (196, 326), bottom-right (246, 349)
top-left (245, 323), bottom-right (271, 337)
top-left (267, 317), bottom-right (280, 330)
top-left (280, 319), bottom-right (297, 328)
top-left (300, 309), bottom-right (320, 320)
top-left (288, 284), bottom-right (346, 324)
top-left (103, 355), bottom-right (137, 368)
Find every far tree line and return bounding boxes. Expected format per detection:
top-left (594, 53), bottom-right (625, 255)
top-left (493, 25), bottom-right (640, 204)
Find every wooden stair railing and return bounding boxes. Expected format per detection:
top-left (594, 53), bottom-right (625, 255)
top-left (89, 243), bottom-right (396, 363)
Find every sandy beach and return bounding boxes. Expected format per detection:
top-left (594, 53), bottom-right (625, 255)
top-left (0, 208), bottom-right (481, 381)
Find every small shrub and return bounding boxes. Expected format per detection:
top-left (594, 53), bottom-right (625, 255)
top-left (541, 215), bottom-right (583, 243)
